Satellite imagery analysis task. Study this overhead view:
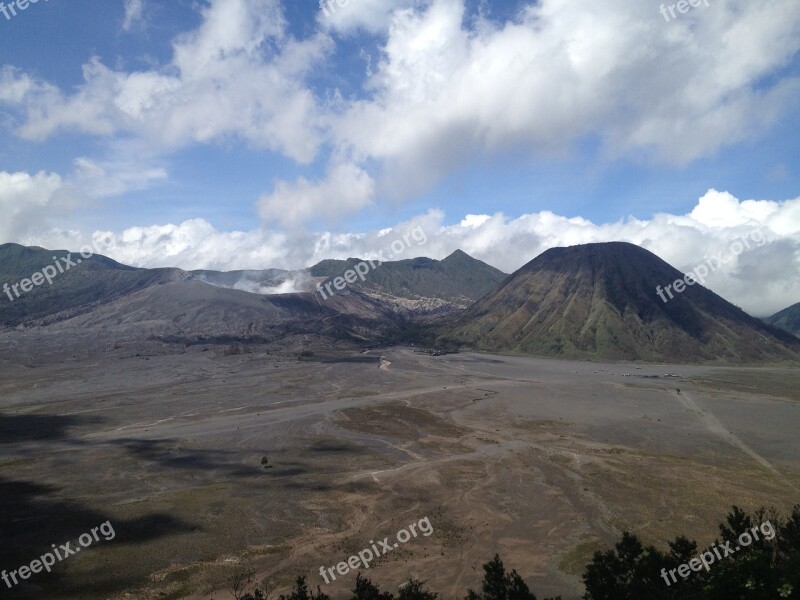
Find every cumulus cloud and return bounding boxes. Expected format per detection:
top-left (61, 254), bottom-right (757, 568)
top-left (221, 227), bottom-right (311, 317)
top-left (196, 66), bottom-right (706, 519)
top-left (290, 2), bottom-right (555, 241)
top-left (331, 0), bottom-right (800, 199)
top-left (15, 189), bottom-right (800, 316)
top-left (318, 0), bottom-right (417, 34)
top-left (0, 171), bottom-right (78, 241)
top-left (1, 0), bottom-right (330, 163)
top-left (257, 162), bottom-right (376, 228)
top-left (89, 219), bottom-right (298, 271)
top-left (0, 146), bottom-right (166, 244)
top-left (0, 67), bottom-right (42, 104)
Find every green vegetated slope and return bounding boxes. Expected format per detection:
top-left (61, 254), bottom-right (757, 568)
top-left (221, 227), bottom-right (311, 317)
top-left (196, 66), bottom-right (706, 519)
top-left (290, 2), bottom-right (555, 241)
top-left (310, 249), bottom-right (507, 307)
top-left (439, 242), bottom-right (800, 363)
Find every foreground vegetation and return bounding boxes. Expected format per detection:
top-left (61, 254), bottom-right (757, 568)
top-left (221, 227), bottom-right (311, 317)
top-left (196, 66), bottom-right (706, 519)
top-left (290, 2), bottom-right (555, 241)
top-left (220, 506), bottom-right (800, 600)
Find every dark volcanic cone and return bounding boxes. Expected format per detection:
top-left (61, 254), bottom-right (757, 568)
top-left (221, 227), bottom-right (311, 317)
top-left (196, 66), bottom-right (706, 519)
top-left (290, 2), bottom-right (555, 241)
top-left (440, 242), bottom-right (800, 363)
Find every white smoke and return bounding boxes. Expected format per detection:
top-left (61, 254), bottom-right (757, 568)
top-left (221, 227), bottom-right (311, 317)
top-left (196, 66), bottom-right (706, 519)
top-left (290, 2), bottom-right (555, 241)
top-left (232, 271), bottom-right (316, 295)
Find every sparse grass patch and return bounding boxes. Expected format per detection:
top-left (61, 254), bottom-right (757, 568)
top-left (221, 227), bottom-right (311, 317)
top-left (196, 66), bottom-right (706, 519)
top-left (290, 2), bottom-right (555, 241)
top-left (692, 369), bottom-right (800, 402)
top-left (557, 537), bottom-right (605, 575)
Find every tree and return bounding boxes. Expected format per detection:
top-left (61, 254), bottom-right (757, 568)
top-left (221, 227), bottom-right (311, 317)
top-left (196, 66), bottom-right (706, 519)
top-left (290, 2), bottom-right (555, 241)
top-left (228, 570), bottom-right (267, 600)
top-left (466, 555), bottom-right (536, 600)
top-left (397, 580), bottom-right (438, 600)
top-left (350, 573), bottom-right (394, 600)
top-left (582, 532), bottom-right (693, 600)
top-left (278, 576), bottom-right (331, 600)
top-left (212, 506), bottom-right (800, 600)
top-left (583, 506), bottom-right (800, 600)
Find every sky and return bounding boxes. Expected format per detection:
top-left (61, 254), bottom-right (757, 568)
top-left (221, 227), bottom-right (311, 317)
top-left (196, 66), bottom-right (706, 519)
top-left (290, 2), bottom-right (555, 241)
top-left (0, 0), bottom-right (799, 315)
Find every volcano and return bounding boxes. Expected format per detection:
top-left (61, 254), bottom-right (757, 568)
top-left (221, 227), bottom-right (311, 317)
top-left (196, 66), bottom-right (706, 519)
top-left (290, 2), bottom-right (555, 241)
top-left (440, 242), bottom-right (800, 363)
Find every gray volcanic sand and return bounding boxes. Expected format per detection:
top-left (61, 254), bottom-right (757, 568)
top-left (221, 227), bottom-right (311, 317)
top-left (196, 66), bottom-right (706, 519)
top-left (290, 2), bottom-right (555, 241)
top-left (0, 346), bottom-right (798, 600)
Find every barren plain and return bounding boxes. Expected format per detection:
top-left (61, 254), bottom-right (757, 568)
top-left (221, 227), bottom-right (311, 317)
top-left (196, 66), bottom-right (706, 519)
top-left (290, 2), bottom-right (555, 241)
top-left (1, 344), bottom-right (799, 599)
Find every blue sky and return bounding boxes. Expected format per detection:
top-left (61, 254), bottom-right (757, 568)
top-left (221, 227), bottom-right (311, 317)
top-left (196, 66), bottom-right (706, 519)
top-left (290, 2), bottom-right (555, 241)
top-left (1, 0), bottom-right (799, 314)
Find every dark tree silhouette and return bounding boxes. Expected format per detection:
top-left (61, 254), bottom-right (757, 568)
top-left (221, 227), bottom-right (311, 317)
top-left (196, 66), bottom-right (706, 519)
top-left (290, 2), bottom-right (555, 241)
top-left (278, 576), bottom-right (331, 600)
top-left (465, 554), bottom-right (537, 600)
top-left (583, 506), bottom-right (800, 600)
top-left (350, 573), bottom-right (394, 600)
top-left (397, 579), bottom-right (439, 600)
top-left (213, 507), bottom-right (800, 600)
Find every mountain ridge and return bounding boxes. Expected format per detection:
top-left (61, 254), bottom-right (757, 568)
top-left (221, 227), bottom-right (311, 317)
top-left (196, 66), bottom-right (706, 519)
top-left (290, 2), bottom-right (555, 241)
top-left (3, 241), bottom-right (798, 365)
top-left (764, 302), bottom-right (800, 338)
top-left (1, 243), bottom-right (506, 327)
top-left (0, 243), bottom-right (188, 328)
top-left (307, 249), bottom-right (507, 310)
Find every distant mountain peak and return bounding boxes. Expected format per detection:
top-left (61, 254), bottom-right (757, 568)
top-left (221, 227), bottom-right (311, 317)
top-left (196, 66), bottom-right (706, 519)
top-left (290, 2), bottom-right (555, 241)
top-left (443, 249), bottom-right (471, 261)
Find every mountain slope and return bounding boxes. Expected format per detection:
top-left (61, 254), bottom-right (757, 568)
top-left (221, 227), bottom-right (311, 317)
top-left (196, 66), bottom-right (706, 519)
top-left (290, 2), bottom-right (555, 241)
top-left (309, 249), bottom-right (507, 311)
top-left (764, 302), bottom-right (800, 338)
top-left (1, 244), bottom-right (502, 347)
top-left (187, 250), bottom-right (506, 314)
top-left (0, 243), bottom-right (186, 328)
top-left (440, 242), bottom-right (800, 363)
top-left (35, 279), bottom-right (403, 342)
top-left (0, 244), bottom-right (413, 358)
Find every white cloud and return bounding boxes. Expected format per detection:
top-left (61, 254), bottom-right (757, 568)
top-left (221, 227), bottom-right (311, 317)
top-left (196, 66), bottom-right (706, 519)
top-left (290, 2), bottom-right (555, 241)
top-left (73, 155), bottom-right (167, 199)
top-left (2, 0), bottom-right (330, 163)
top-left (122, 0), bottom-right (147, 31)
top-left (11, 59), bottom-right (127, 141)
top-left (0, 171), bottom-right (76, 241)
top-left (0, 150), bottom-right (166, 244)
top-left (0, 67), bottom-right (41, 104)
top-left (318, 0), bottom-right (418, 34)
top-left (257, 162), bottom-right (376, 228)
top-left (83, 219), bottom-right (298, 272)
top-left (331, 0), bottom-right (800, 198)
top-left (688, 189), bottom-right (783, 229)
